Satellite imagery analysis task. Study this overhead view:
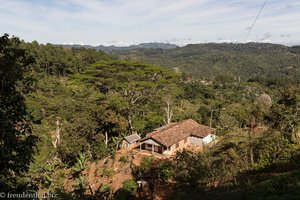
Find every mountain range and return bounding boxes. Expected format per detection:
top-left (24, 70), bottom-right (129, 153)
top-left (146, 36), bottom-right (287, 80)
top-left (112, 42), bottom-right (300, 82)
top-left (57, 42), bottom-right (178, 52)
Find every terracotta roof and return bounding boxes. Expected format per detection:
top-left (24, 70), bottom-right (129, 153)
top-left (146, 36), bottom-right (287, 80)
top-left (189, 125), bottom-right (216, 138)
top-left (124, 133), bottom-right (141, 144)
top-left (144, 119), bottom-right (215, 147)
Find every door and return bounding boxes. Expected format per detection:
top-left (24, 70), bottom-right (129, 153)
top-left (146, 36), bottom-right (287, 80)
top-left (158, 146), bottom-right (163, 153)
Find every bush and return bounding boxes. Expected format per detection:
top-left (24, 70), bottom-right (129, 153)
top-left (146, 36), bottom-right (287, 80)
top-left (122, 179), bottom-right (138, 195)
top-left (119, 156), bottom-right (128, 163)
top-left (100, 183), bottom-right (110, 192)
top-left (114, 179), bottom-right (138, 200)
top-left (102, 168), bottom-right (113, 177)
top-left (91, 140), bottom-right (110, 161)
top-left (140, 156), bottom-right (154, 172)
top-left (131, 156), bottom-right (154, 179)
top-left (158, 160), bottom-right (174, 181)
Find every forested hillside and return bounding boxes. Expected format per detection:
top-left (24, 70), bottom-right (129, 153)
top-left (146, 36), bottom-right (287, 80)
top-left (114, 43), bottom-right (300, 83)
top-left (1, 34), bottom-right (300, 199)
top-left (59, 42), bottom-right (178, 52)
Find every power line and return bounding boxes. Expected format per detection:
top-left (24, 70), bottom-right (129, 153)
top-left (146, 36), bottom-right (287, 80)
top-left (244, 0), bottom-right (268, 42)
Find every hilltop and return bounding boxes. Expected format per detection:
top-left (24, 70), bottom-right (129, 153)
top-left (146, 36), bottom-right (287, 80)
top-left (57, 42), bottom-right (178, 52)
top-left (112, 42), bottom-right (300, 83)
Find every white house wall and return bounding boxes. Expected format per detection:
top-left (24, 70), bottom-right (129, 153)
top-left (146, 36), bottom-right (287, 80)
top-left (162, 144), bottom-right (176, 155)
top-left (202, 134), bottom-right (215, 144)
top-left (121, 140), bottom-right (130, 148)
top-left (162, 147), bottom-right (172, 155)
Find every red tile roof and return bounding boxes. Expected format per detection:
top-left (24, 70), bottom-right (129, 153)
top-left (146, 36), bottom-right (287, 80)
top-left (144, 119), bottom-right (215, 147)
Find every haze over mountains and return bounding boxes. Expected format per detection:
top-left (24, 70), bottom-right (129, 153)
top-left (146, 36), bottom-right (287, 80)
top-left (58, 42), bottom-right (179, 52)
top-left (58, 41), bottom-right (300, 51)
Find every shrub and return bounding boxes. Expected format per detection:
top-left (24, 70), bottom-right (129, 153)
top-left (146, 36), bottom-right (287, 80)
top-left (140, 156), bottom-right (154, 172)
top-left (114, 179), bottom-right (138, 200)
top-left (119, 156), bottom-right (128, 163)
top-left (102, 168), bottom-right (113, 177)
top-left (100, 183), bottom-right (110, 192)
top-left (122, 179), bottom-right (138, 195)
top-left (158, 160), bottom-right (174, 181)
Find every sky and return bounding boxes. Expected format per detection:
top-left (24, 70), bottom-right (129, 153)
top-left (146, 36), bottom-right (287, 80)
top-left (0, 0), bottom-right (299, 46)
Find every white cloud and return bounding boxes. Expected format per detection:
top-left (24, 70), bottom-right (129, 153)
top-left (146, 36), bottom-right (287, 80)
top-left (0, 0), bottom-right (299, 45)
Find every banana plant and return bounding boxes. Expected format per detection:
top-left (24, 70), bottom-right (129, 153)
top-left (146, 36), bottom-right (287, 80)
top-left (73, 152), bottom-right (88, 173)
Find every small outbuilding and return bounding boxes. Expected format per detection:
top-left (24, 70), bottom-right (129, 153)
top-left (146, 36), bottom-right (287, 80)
top-left (121, 133), bottom-right (141, 149)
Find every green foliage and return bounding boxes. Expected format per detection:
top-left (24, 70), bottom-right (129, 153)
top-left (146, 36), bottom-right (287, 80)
top-left (21, 42), bottom-right (111, 77)
top-left (119, 155), bottom-right (129, 163)
top-left (173, 150), bottom-right (209, 188)
top-left (73, 153), bottom-right (88, 173)
top-left (139, 156), bottom-right (154, 173)
top-left (254, 132), bottom-right (294, 169)
top-left (114, 43), bottom-right (300, 83)
top-left (90, 139), bottom-right (110, 161)
top-left (158, 159), bottom-right (174, 182)
top-left (0, 34), bottom-right (39, 192)
top-left (73, 60), bottom-right (181, 133)
top-left (71, 153), bottom-right (89, 198)
top-left (25, 76), bottom-right (111, 165)
top-left (4, 33), bottom-right (300, 199)
top-left (250, 170), bottom-right (300, 200)
top-left (122, 179), bottom-right (138, 194)
top-left (73, 175), bottom-right (89, 198)
top-left (219, 103), bottom-right (251, 130)
top-left (100, 183), bottom-right (110, 192)
top-left (101, 168), bottom-right (113, 178)
top-left (131, 156), bottom-right (155, 180)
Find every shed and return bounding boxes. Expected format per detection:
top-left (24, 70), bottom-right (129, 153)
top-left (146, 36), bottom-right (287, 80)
top-left (121, 133), bottom-right (141, 149)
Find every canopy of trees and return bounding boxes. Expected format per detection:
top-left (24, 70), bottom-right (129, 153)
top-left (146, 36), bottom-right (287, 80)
top-left (1, 34), bottom-right (300, 199)
top-left (0, 34), bottom-right (38, 192)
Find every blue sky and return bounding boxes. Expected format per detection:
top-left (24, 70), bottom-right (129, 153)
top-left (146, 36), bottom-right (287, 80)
top-left (0, 0), bottom-right (299, 46)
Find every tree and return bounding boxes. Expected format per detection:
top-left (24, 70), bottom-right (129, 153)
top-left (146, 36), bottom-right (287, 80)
top-left (0, 34), bottom-right (38, 191)
top-left (270, 86), bottom-right (300, 143)
top-left (163, 95), bottom-right (173, 124)
top-left (73, 60), bottom-right (180, 133)
top-left (173, 150), bottom-right (209, 188)
top-left (72, 153), bottom-right (89, 198)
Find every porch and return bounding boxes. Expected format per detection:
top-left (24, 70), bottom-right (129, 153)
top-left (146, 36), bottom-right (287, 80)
top-left (138, 138), bottom-right (167, 154)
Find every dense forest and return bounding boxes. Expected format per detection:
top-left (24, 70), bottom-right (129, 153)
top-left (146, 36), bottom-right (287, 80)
top-left (114, 43), bottom-right (300, 83)
top-left (1, 33), bottom-right (300, 199)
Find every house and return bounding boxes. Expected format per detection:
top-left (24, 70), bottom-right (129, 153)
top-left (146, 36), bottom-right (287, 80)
top-left (139, 119), bottom-right (216, 155)
top-left (121, 133), bottom-right (141, 149)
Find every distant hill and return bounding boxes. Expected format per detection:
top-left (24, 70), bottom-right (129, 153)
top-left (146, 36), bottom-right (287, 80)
top-left (112, 42), bottom-right (300, 82)
top-left (57, 42), bottom-right (178, 52)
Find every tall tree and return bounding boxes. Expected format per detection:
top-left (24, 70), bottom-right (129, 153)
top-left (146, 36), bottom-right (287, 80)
top-left (0, 34), bottom-right (38, 191)
top-left (73, 60), bottom-right (180, 133)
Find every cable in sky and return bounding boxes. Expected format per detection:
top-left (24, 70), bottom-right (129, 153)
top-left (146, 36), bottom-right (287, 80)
top-left (244, 0), bottom-right (268, 42)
